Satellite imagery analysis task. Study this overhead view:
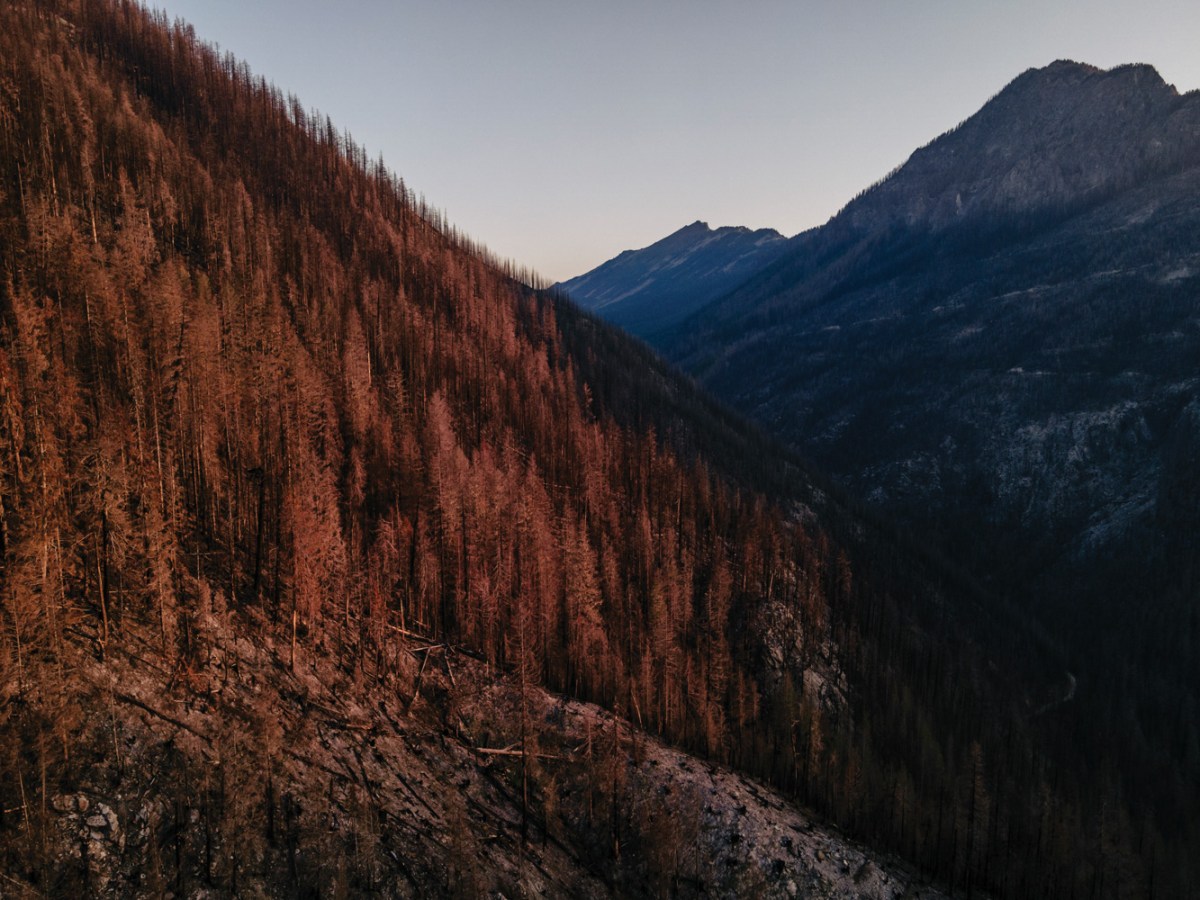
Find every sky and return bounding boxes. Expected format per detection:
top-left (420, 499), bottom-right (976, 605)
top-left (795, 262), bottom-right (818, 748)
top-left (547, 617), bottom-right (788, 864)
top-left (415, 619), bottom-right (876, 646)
top-left (151, 1), bottom-right (1200, 283)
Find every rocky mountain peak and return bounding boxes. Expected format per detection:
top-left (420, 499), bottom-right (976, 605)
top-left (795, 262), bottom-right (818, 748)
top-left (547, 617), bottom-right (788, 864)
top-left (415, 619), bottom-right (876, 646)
top-left (843, 60), bottom-right (1200, 232)
top-left (555, 219), bottom-right (788, 335)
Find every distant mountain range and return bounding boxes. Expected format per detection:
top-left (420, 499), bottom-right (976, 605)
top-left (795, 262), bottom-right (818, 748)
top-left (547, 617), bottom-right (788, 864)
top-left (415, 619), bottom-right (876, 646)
top-left (555, 220), bottom-right (788, 336)
top-left (564, 60), bottom-right (1200, 882)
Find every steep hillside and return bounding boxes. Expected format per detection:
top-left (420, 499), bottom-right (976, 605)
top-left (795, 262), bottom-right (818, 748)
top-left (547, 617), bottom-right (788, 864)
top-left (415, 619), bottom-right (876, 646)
top-left (0, 6), bottom-right (1185, 898)
top-left (3, 573), bottom-right (954, 898)
top-left (556, 221), bottom-right (788, 338)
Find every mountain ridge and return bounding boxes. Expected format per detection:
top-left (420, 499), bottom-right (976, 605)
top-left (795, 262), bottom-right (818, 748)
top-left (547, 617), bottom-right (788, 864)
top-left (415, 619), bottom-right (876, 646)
top-left (564, 59), bottom-right (1200, 344)
top-left (837, 58), bottom-right (1200, 232)
top-left (555, 219), bottom-right (789, 337)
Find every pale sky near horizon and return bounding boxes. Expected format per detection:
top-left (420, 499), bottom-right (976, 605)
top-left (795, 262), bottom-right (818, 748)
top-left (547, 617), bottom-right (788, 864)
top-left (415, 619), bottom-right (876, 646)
top-left (151, 1), bottom-right (1200, 283)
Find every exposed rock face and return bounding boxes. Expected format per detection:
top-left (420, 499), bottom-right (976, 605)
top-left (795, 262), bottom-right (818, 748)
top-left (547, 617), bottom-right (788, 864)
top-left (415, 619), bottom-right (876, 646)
top-left (556, 220), bottom-right (789, 337)
top-left (52, 795), bottom-right (126, 893)
top-left (843, 60), bottom-right (1200, 232)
